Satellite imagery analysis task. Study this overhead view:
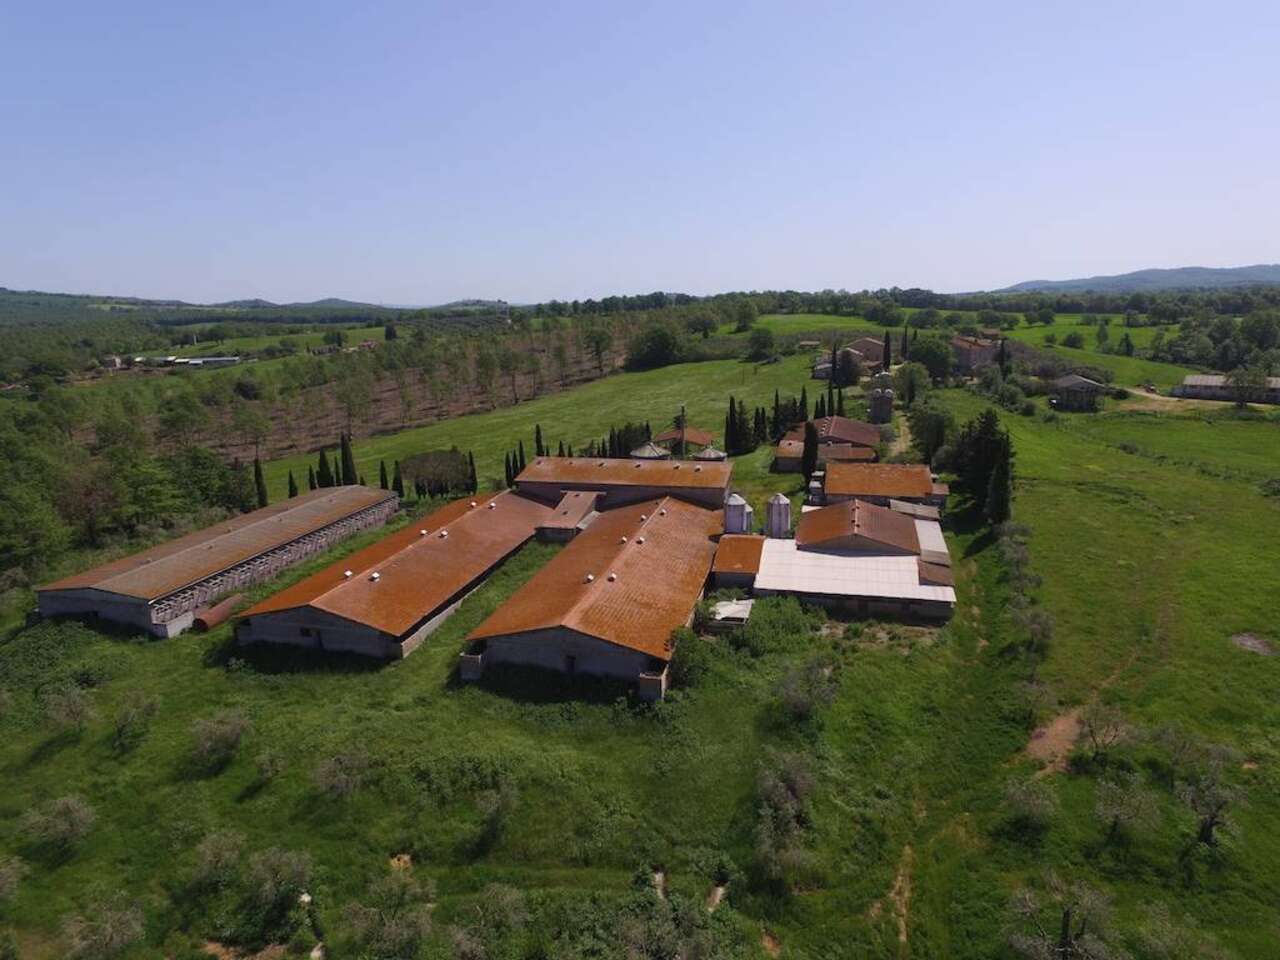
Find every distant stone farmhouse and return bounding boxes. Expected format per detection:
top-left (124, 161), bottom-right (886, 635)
top-left (1171, 373), bottom-right (1280, 404)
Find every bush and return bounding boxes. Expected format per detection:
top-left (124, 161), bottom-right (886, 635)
top-left (1019, 400), bottom-right (1036, 417)
top-left (190, 831), bottom-right (246, 893)
top-left (110, 691), bottom-right (158, 754)
top-left (668, 627), bottom-right (713, 688)
top-left (313, 749), bottom-right (372, 799)
top-left (0, 856), bottom-right (27, 902)
top-left (775, 657), bottom-right (837, 725)
top-left (22, 795), bottom-right (95, 852)
top-left (746, 326), bottom-right (776, 361)
top-left (1261, 478), bottom-right (1280, 498)
top-left (1062, 332), bottom-right (1085, 349)
top-left (45, 685), bottom-right (94, 733)
top-left (341, 872), bottom-right (434, 959)
top-left (190, 710), bottom-right (249, 772)
top-left (730, 597), bottom-right (820, 657)
top-left (62, 896), bottom-right (145, 960)
top-left (1000, 778), bottom-right (1058, 839)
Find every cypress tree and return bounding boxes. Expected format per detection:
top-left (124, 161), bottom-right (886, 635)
top-left (379, 459), bottom-right (389, 490)
top-left (836, 389), bottom-right (846, 416)
top-left (468, 451), bottom-right (478, 492)
top-left (253, 457), bottom-right (269, 508)
top-left (608, 427), bottom-right (618, 458)
top-left (517, 440), bottom-right (527, 472)
top-left (504, 451), bottom-right (513, 488)
top-left (828, 341), bottom-right (837, 407)
top-left (801, 421), bottom-right (819, 482)
top-left (392, 460), bottom-right (405, 498)
top-left (340, 433), bottom-right (357, 485)
top-left (815, 394), bottom-right (826, 420)
top-left (799, 386), bottom-right (809, 421)
top-left (308, 466), bottom-right (317, 491)
top-left (287, 470), bottom-right (299, 498)
top-left (985, 433), bottom-right (1013, 524)
top-left (900, 328), bottom-right (910, 360)
top-left (883, 329), bottom-right (893, 369)
top-left (535, 424), bottom-right (544, 458)
top-left (317, 448), bottom-right (333, 488)
top-left (645, 421), bottom-right (652, 440)
top-left (725, 396), bottom-right (737, 454)
top-left (772, 389), bottom-right (782, 439)
top-left (557, 439), bottom-right (566, 457)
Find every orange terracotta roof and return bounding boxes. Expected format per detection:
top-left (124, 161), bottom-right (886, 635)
top-left (784, 416), bottom-right (880, 448)
top-left (38, 486), bottom-right (396, 601)
top-left (539, 490), bottom-right (602, 530)
top-left (468, 497), bottom-right (722, 660)
top-left (795, 500), bottom-right (920, 554)
top-left (238, 491), bottom-right (553, 637)
top-left (775, 439), bottom-right (803, 460)
top-left (917, 560), bottom-right (955, 586)
top-left (824, 463), bottom-right (934, 499)
top-left (653, 425), bottom-right (715, 448)
top-left (820, 444), bottom-right (878, 463)
top-left (712, 535), bottom-right (765, 575)
top-left (516, 456), bottom-right (731, 491)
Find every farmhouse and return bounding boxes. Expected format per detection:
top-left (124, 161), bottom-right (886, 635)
top-left (37, 486), bottom-right (398, 638)
top-left (711, 499), bottom-right (955, 620)
top-left (1050, 374), bottom-right (1108, 412)
top-left (848, 337), bottom-right (886, 368)
top-left (236, 490), bottom-right (552, 658)
top-left (460, 496), bottom-right (722, 700)
top-left (822, 462), bottom-right (948, 508)
top-left (951, 335), bottom-right (999, 374)
top-left (514, 456), bottom-right (732, 509)
top-left (1171, 373), bottom-right (1280, 404)
top-left (774, 415), bottom-right (881, 471)
top-left (652, 424), bottom-right (715, 452)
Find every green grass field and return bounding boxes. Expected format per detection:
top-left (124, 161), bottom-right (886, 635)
top-left (172, 324), bottom-right (387, 358)
top-left (4, 359), bottom-right (1279, 957)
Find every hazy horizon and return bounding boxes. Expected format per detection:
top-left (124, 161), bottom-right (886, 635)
top-left (3, 1), bottom-right (1277, 304)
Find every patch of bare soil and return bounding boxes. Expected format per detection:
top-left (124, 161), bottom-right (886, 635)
top-left (761, 929), bottom-right (781, 957)
top-left (887, 845), bottom-right (914, 951)
top-left (1122, 389), bottom-right (1233, 413)
top-left (390, 852), bottom-right (412, 870)
top-left (1242, 760), bottom-right (1259, 771)
top-left (1232, 633), bottom-right (1275, 656)
top-left (204, 943), bottom-right (286, 960)
top-left (706, 883), bottom-right (727, 912)
top-left (1026, 708), bottom-right (1082, 777)
top-left (652, 870), bottom-right (667, 900)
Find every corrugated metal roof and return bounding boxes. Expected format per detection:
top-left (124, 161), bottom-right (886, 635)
top-left (539, 491), bottom-right (602, 530)
top-left (755, 539), bottom-right (956, 604)
top-left (712, 534), bottom-right (765, 575)
top-left (38, 486), bottom-right (396, 602)
top-left (888, 499), bottom-right (940, 520)
top-left (917, 560), bottom-right (955, 586)
top-left (825, 463), bottom-right (934, 499)
top-left (238, 491), bottom-right (553, 636)
top-left (468, 497), bottom-right (721, 660)
top-left (653, 425), bottom-right (715, 448)
top-left (516, 456), bottom-right (732, 490)
top-left (795, 500), bottom-right (920, 554)
top-left (630, 441), bottom-right (672, 459)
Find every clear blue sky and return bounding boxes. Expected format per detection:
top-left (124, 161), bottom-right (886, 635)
top-left (2, 1), bottom-right (1277, 304)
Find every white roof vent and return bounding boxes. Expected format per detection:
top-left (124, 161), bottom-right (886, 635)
top-left (634, 462), bottom-right (642, 468)
top-left (370, 572), bottom-right (380, 581)
top-left (619, 536), bottom-right (628, 543)
top-left (659, 508), bottom-right (667, 516)
top-left (343, 570), bottom-right (353, 578)
top-left (469, 500), bottom-right (477, 507)
top-left (636, 536), bottom-right (645, 544)
top-left (640, 514), bottom-right (648, 521)
top-left (694, 466), bottom-right (702, 472)
top-left (439, 530), bottom-right (448, 538)
top-left (419, 529), bottom-right (428, 536)
top-left (488, 502), bottom-right (496, 509)
top-left (607, 572), bottom-right (617, 582)
top-left (584, 573), bottom-right (595, 583)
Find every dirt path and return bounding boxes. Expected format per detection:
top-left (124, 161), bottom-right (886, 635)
top-left (1026, 708), bottom-right (1082, 777)
top-left (652, 869), bottom-right (666, 900)
top-left (889, 411), bottom-right (913, 458)
top-left (887, 845), bottom-right (914, 953)
top-left (761, 930), bottom-right (781, 957)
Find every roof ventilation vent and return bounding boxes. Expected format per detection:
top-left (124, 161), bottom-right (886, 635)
top-left (470, 500), bottom-right (477, 507)
top-left (370, 572), bottom-right (381, 581)
top-left (488, 502), bottom-right (496, 509)
top-left (694, 466), bottom-right (702, 472)
top-left (634, 462), bottom-right (642, 468)
top-left (343, 570), bottom-right (353, 578)
top-left (640, 514), bottom-right (648, 521)
top-left (607, 572), bottom-right (617, 582)
top-left (619, 536), bottom-right (628, 543)
top-left (659, 508), bottom-right (667, 516)
top-left (598, 461), bottom-right (606, 467)
top-left (439, 530), bottom-right (448, 538)
top-left (673, 463), bottom-right (681, 470)
top-left (584, 573), bottom-right (595, 583)
top-left (419, 529), bottom-right (428, 536)
top-left (636, 536), bottom-right (645, 544)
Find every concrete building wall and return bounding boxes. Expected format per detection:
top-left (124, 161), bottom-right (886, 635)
top-left (473, 627), bottom-right (659, 682)
top-left (35, 588), bottom-right (196, 638)
top-left (236, 608), bottom-right (397, 658)
top-left (754, 587), bottom-right (952, 621)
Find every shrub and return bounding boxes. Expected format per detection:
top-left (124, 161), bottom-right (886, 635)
top-left (1019, 399), bottom-right (1036, 417)
top-left (62, 896), bottom-right (144, 960)
top-left (313, 749), bottom-right (372, 799)
top-left (190, 710), bottom-right (249, 772)
top-left (190, 831), bottom-right (246, 893)
top-left (1259, 478), bottom-right (1280, 498)
top-left (668, 627), bottom-right (713, 688)
top-left (110, 692), bottom-right (158, 754)
top-left (45, 685), bottom-right (94, 733)
top-left (341, 872), bottom-right (434, 959)
top-left (1000, 777), bottom-right (1058, 840)
top-left (754, 752), bottom-right (815, 886)
top-left (0, 856), bottom-right (27, 902)
top-left (1062, 331), bottom-right (1085, 349)
top-left (247, 847), bottom-right (313, 914)
top-left (775, 657), bottom-right (837, 725)
top-left (254, 750), bottom-right (284, 784)
top-left (731, 597), bottom-right (819, 657)
top-left (1111, 387), bottom-right (1130, 400)
top-left (22, 795), bottom-right (95, 852)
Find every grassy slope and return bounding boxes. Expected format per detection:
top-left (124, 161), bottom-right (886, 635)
top-left (4, 360), bottom-right (1280, 956)
top-left (262, 353), bottom-right (821, 501)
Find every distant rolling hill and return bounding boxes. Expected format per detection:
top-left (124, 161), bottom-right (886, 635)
top-left (996, 264), bottom-right (1280, 294)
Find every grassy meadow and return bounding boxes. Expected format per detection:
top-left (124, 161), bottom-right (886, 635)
top-left (3, 348), bottom-right (1279, 956)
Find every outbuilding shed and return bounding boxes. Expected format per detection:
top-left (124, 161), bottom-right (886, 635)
top-left (37, 486), bottom-right (397, 637)
top-left (515, 456), bottom-right (732, 510)
top-left (235, 491), bottom-right (553, 658)
top-left (460, 496), bottom-right (722, 700)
